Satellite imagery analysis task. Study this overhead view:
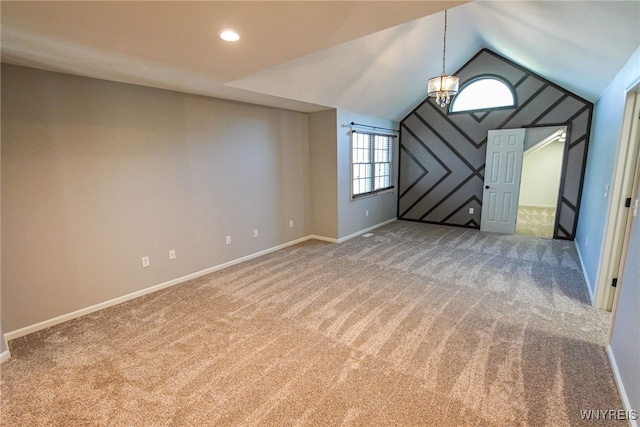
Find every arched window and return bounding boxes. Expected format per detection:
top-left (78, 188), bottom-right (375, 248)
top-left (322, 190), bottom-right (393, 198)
top-left (450, 77), bottom-right (516, 112)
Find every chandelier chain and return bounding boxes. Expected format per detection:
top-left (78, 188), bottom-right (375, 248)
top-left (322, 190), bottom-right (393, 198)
top-left (442, 10), bottom-right (447, 74)
top-left (427, 8), bottom-right (459, 107)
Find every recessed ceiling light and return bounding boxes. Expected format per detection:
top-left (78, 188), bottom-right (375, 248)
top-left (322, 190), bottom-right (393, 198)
top-left (220, 30), bottom-right (240, 42)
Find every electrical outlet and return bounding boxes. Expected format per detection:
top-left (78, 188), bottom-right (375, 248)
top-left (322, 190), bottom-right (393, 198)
top-left (289, 220), bottom-right (294, 228)
top-left (253, 229), bottom-right (258, 238)
top-left (169, 249), bottom-right (176, 260)
top-left (469, 208), bottom-right (474, 214)
top-left (142, 256), bottom-right (150, 267)
top-left (226, 236), bottom-right (231, 245)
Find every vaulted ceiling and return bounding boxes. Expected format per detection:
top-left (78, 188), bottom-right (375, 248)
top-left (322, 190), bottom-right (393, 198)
top-left (2, 1), bottom-right (639, 121)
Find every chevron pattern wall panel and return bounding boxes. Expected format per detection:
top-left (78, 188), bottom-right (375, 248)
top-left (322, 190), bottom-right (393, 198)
top-left (398, 49), bottom-right (593, 240)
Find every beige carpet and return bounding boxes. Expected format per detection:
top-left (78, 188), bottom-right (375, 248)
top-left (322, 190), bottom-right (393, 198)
top-left (516, 206), bottom-right (556, 238)
top-left (1, 221), bottom-right (623, 426)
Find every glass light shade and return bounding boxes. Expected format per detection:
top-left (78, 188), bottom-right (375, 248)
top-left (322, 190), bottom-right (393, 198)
top-left (427, 74), bottom-right (459, 97)
top-left (427, 73), bottom-right (459, 107)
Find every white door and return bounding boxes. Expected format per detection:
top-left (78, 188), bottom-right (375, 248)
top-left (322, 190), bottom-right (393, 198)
top-left (480, 129), bottom-right (525, 234)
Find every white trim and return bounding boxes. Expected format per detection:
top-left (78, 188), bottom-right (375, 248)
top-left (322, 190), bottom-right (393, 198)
top-left (309, 218), bottom-right (397, 244)
top-left (350, 187), bottom-right (395, 200)
top-left (5, 235), bottom-right (311, 341)
top-left (337, 218), bottom-right (397, 243)
top-left (5, 218), bottom-right (398, 341)
top-left (626, 76), bottom-right (640, 93)
top-left (575, 240), bottom-right (595, 305)
top-left (308, 235), bottom-right (339, 243)
top-left (607, 345), bottom-right (639, 427)
top-left (518, 204), bottom-right (557, 209)
top-left (1, 329), bottom-right (11, 363)
top-left (350, 130), bottom-right (394, 200)
top-left (595, 89), bottom-right (640, 310)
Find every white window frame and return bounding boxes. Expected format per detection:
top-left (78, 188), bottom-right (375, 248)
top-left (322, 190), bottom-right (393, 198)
top-left (351, 130), bottom-right (394, 199)
top-left (450, 76), bottom-right (516, 113)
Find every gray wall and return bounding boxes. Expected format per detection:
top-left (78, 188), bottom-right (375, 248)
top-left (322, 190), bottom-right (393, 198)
top-left (308, 109), bottom-right (398, 241)
top-left (1, 64), bottom-right (312, 333)
top-left (399, 49), bottom-right (593, 239)
top-left (1, 65), bottom-right (398, 337)
top-left (576, 47), bottom-right (640, 298)
top-left (309, 110), bottom-right (338, 239)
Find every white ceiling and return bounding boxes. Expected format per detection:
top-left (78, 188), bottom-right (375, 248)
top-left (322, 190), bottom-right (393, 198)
top-left (2, 1), bottom-right (639, 121)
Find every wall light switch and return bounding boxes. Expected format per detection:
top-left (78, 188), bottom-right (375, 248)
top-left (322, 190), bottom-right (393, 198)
top-left (253, 229), bottom-right (258, 237)
top-left (469, 208), bottom-right (474, 214)
top-left (289, 220), bottom-right (294, 228)
top-left (365, 210), bottom-right (369, 217)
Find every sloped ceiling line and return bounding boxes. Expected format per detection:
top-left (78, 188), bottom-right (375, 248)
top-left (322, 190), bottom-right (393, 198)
top-left (2, 2), bottom-right (638, 121)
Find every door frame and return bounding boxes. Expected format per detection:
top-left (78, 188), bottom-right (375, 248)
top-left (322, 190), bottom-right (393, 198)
top-left (481, 126), bottom-right (569, 237)
top-left (609, 118), bottom-right (640, 338)
top-left (595, 84), bottom-right (640, 311)
top-left (520, 125), bottom-right (568, 238)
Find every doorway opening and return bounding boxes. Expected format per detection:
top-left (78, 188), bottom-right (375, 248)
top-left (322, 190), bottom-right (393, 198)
top-left (597, 86), bottom-right (640, 311)
top-left (516, 126), bottom-right (567, 238)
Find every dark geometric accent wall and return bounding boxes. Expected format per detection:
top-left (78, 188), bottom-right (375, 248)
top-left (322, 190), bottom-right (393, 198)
top-left (398, 49), bottom-right (593, 240)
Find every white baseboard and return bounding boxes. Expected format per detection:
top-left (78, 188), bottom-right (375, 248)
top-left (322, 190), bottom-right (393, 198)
top-left (1, 330), bottom-right (11, 363)
top-left (574, 240), bottom-right (595, 305)
top-left (336, 218), bottom-right (397, 243)
top-left (607, 345), bottom-right (639, 427)
top-left (308, 235), bottom-right (338, 243)
top-left (309, 218), bottom-right (397, 244)
top-left (5, 218), bottom-right (398, 341)
top-left (5, 235), bottom-right (312, 341)
top-left (518, 204), bottom-right (557, 209)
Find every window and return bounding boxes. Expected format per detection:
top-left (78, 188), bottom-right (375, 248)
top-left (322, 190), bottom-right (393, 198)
top-left (450, 77), bottom-right (515, 112)
top-left (351, 131), bottom-right (393, 198)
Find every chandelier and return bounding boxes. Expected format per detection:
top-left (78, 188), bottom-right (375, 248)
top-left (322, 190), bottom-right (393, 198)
top-left (427, 10), bottom-right (459, 107)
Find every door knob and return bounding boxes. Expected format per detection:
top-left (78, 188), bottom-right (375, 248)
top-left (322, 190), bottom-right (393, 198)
top-left (485, 185), bottom-right (490, 189)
